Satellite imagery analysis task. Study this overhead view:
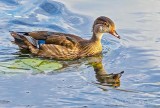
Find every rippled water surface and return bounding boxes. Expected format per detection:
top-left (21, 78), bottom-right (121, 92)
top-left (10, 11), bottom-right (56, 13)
top-left (0, 0), bottom-right (160, 107)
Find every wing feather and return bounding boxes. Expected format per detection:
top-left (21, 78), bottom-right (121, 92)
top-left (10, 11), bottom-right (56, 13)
top-left (23, 31), bottom-right (84, 48)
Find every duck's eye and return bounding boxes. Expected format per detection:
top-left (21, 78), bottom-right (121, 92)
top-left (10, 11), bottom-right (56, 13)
top-left (104, 23), bottom-right (109, 27)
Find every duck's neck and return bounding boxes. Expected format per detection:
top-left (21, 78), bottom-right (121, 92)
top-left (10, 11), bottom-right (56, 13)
top-left (91, 32), bottom-right (103, 42)
top-left (79, 32), bottom-right (103, 57)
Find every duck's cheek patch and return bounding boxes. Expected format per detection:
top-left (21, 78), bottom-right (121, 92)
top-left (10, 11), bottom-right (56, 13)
top-left (99, 26), bottom-right (103, 32)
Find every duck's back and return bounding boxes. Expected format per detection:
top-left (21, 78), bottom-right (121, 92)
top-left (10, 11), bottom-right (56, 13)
top-left (27, 31), bottom-right (84, 42)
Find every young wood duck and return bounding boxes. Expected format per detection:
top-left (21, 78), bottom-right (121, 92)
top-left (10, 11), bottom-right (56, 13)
top-left (10, 16), bottom-right (120, 60)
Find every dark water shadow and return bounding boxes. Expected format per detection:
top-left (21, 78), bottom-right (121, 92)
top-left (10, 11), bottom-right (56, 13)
top-left (7, 0), bottom-right (91, 35)
top-left (0, 0), bottom-right (19, 5)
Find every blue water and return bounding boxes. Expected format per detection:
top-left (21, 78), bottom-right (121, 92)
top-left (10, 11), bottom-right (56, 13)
top-left (0, 0), bottom-right (160, 107)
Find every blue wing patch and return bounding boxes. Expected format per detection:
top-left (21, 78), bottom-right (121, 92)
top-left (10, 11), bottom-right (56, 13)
top-left (38, 40), bottom-right (46, 45)
top-left (38, 40), bottom-right (46, 48)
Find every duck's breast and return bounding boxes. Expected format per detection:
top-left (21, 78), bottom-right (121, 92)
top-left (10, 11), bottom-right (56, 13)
top-left (79, 41), bottom-right (102, 57)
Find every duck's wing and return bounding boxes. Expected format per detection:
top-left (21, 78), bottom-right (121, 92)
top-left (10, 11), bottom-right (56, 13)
top-left (45, 35), bottom-right (81, 49)
top-left (10, 31), bottom-right (84, 49)
top-left (10, 31), bottom-right (81, 60)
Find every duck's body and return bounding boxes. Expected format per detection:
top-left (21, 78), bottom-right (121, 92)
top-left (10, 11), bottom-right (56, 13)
top-left (10, 16), bottom-right (120, 60)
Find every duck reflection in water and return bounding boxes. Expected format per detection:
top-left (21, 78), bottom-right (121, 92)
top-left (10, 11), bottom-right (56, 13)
top-left (59, 55), bottom-right (124, 88)
top-left (86, 55), bottom-right (124, 88)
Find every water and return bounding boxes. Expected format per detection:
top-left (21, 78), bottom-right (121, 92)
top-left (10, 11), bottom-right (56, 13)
top-left (0, 0), bottom-right (160, 107)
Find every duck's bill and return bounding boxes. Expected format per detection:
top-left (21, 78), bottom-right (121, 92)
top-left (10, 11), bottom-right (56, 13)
top-left (110, 31), bottom-right (120, 39)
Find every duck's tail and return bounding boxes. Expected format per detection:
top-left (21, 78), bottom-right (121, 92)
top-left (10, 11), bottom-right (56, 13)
top-left (10, 31), bottom-right (39, 54)
top-left (10, 31), bottom-right (28, 49)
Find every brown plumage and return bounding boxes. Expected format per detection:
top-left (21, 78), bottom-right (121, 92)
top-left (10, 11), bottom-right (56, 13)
top-left (10, 16), bottom-right (120, 60)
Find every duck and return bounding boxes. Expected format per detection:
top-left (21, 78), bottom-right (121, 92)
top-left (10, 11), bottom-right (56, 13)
top-left (10, 16), bottom-right (120, 60)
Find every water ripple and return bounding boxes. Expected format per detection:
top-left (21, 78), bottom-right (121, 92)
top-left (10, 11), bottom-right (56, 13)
top-left (0, 0), bottom-right (160, 107)
top-left (0, 0), bottom-right (19, 5)
top-left (40, 1), bottom-right (63, 15)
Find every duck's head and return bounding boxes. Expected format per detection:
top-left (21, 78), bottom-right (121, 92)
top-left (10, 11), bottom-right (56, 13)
top-left (92, 16), bottom-right (120, 39)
